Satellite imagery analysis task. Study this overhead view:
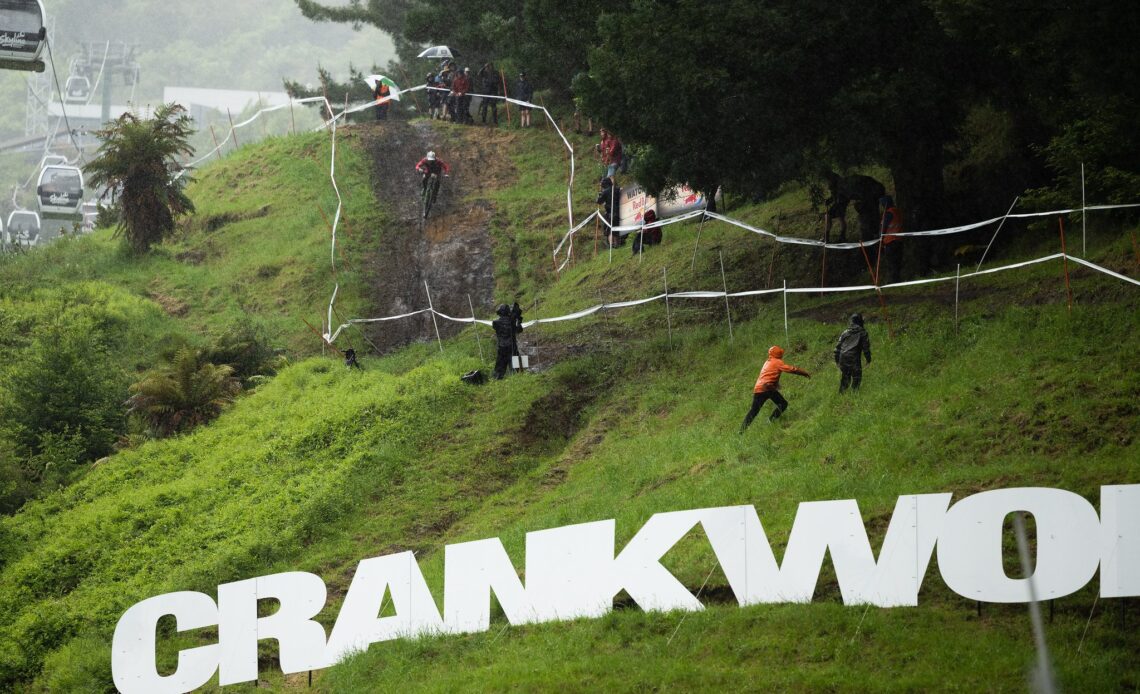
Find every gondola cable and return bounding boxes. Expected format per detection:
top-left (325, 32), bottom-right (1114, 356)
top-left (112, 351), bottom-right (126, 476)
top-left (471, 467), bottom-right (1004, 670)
top-left (83, 40), bottom-right (111, 108)
top-left (43, 36), bottom-right (85, 165)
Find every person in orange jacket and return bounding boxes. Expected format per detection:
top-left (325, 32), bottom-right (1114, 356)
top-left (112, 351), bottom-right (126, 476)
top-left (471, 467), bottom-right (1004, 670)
top-left (739, 345), bottom-right (811, 431)
top-left (876, 195), bottom-right (904, 283)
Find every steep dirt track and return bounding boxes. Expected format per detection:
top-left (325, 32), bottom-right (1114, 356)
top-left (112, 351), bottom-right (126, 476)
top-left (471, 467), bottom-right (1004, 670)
top-left (352, 119), bottom-right (516, 353)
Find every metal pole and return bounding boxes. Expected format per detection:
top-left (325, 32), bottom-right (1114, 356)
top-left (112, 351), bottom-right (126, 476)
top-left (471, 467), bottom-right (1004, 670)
top-left (609, 181), bottom-right (616, 265)
top-left (639, 220), bottom-right (644, 264)
top-left (289, 98), bottom-right (296, 136)
top-left (533, 297), bottom-right (539, 364)
top-left (977, 197), bottom-right (1019, 273)
top-left (1013, 513), bottom-right (1058, 694)
top-left (424, 281), bottom-right (443, 353)
top-left (663, 266), bottom-right (673, 347)
top-left (226, 108), bottom-right (239, 150)
top-left (783, 279), bottom-right (789, 341)
top-left (209, 125), bottom-right (221, 160)
top-left (691, 212), bottom-right (708, 272)
top-left (467, 293), bottom-right (485, 364)
top-left (719, 250), bottom-right (733, 341)
top-left (1059, 218), bottom-right (1073, 314)
top-left (608, 216), bottom-right (613, 265)
top-left (955, 263), bottom-right (961, 335)
top-left (1081, 162), bottom-right (1086, 256)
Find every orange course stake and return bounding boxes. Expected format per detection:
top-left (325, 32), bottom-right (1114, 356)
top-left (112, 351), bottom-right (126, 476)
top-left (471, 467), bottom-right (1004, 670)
top-left (500, 69), bottom-right (512, 127)
top-left (858, 240), bottom-right (878, 286)
top-left (1059, 217), bottom-right (1073, 313)
top-left (858, 241), bottom-right (894, 337)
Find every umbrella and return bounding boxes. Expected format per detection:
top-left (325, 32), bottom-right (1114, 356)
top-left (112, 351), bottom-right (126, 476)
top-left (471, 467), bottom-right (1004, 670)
top-left (417, 45), bottom-right (456, 59)
top-left (363, 75), bottom-right (401, 100)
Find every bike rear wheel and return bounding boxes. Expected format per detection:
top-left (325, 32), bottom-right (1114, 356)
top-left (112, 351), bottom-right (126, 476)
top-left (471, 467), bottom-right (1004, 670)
top-left (422, 174), bottom-right (440, 219)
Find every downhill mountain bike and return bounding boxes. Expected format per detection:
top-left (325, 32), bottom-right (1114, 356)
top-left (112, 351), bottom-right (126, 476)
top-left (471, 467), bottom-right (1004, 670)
top-left (422, 172), bottom-right (442, 220)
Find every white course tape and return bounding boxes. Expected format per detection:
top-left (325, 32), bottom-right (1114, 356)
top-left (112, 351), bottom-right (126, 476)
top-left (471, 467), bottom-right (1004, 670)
top-left (168, 70), bottom-right (1140, 350)
top-left (325, 252), bottom-right (1136, 344)
top-left (1066, 255), bottom-right (1140, 287)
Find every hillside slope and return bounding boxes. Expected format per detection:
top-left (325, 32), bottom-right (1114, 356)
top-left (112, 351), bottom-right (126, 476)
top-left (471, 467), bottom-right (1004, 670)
top-left (0, 120), bottom-right (1137, 692)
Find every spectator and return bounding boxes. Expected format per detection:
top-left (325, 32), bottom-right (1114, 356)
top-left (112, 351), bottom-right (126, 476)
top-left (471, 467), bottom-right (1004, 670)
top-left (451, 67), bottom-right (472, 124)
top-left (596, 128), bottom-right (623, 179)
top-left (848, 175), bottom-right (887, 241)
top-left (833, 313), bottom-right (872, 393)
top-left (492, 303), bottom-right (524, 379)
top-left (596, 176), bottom-right (622, 247)
top-left (426, 72), bottom-right (443, 120)
top-left (631, 208), bottom-right (662, 254)
top-left (343, 348), bottom-right (361, 369)
top-left (373, 80), bottom-right (391, 121)
top-left (877, 195), bottom-right (904, 283)
top-left (515, 71), bottom-right (534, 127)
top-left (438, 63), bottom-right (455, 120)
top-left (477, 63), bottom-right (501, 125)
top-left (739, 345), bottom-right (811, 431)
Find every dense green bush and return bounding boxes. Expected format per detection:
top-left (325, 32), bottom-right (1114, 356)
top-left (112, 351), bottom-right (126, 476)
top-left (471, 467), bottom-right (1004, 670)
top-left (126, 348), bottom-right (242, 438)
top-left (203, 322), bottom-right (283, 385)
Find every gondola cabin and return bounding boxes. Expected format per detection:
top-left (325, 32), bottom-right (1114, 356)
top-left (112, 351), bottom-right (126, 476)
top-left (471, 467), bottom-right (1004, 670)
top-left (36, 164), bottom-right (83, 215)
top-left (64, 74), bottom-right (90, 103)
top-left (6, 210), bottom-right (41, 247)
top-left (0, 0), bottom-right (47, 73)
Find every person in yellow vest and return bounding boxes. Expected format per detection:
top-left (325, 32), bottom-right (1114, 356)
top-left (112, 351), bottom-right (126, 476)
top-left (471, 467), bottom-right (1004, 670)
top-left (877, 195), bottom-right (904, 283)
top-left (373, 81), bottom-right (391, 121)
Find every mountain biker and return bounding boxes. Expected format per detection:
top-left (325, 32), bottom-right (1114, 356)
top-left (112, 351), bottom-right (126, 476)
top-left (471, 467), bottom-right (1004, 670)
top-left (415, 151), bottom-right (451, 192)
top-left (415, 151), bottom-right (451, 218)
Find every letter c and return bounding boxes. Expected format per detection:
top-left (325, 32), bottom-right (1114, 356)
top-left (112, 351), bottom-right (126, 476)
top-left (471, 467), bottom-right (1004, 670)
top-left (112, 591), bottom-right (219, 694)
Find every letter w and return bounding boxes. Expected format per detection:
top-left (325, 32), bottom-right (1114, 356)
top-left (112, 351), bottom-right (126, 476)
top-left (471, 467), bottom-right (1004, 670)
top-left (702, 495), bottom-right (951, 607)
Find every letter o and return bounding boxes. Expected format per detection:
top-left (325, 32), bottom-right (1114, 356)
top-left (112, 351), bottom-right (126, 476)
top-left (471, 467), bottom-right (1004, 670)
top-left (937, 488), bottom-right (1100, 603)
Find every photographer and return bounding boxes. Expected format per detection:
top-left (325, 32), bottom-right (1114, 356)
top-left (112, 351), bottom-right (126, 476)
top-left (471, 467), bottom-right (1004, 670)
top-left (492, 302), bottom-right (524, 380)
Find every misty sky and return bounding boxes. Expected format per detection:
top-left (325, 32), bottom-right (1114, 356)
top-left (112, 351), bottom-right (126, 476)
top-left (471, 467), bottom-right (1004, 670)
top-left (37, 0), bottom-right (396, 96)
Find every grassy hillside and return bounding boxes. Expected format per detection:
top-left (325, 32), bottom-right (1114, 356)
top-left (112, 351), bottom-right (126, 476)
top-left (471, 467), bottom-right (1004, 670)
top-left (0, 120), bottom-right (1137, 691)
top-left (0, 130), bottom-right (379, 357)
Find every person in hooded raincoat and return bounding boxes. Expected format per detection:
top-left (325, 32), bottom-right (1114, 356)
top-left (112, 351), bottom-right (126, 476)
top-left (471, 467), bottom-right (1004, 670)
top-left (373, 80), bottom-right (391, 120)
top-left (492, 302), bottom-right (524, 379)
top-left (833, 313), bottom-right (871, 392)
top-left (739, 345), bottom-right (811, 431)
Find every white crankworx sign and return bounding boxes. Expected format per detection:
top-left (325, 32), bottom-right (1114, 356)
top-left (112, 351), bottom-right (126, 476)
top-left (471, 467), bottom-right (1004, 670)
top-left (112, 485), bottom-right (1139, 692)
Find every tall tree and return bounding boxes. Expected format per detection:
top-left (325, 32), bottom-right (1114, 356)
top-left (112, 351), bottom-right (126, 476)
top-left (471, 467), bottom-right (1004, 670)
top-left (575, 0), bottom-right (971, 232)
top-left (929, 1), bottom-right (1140, 206)
top-left (86, 103), bottom-right (196, 254)
top-left (294, 0), bottom-right (616, 99)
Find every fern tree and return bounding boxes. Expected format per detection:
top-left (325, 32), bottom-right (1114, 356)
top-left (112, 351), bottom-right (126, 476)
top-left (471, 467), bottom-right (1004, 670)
top-left (86, 103), bottom-right (196, 253)
top-left (126, 348), bottom-right (242, 438)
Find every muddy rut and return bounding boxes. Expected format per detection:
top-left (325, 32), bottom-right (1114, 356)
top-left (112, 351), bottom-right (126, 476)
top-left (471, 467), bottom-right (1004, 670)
top-left (351, 120), bottom-right (513, 353)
